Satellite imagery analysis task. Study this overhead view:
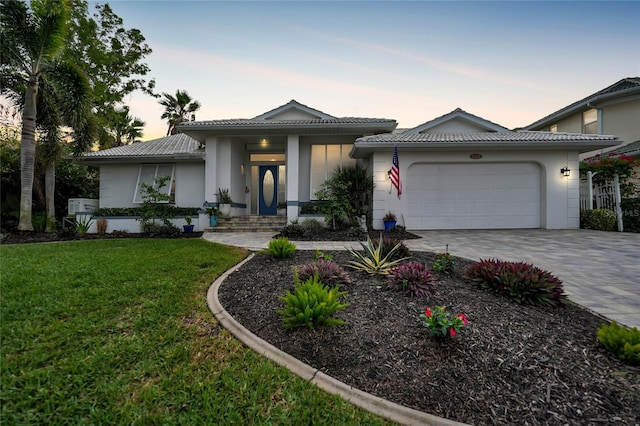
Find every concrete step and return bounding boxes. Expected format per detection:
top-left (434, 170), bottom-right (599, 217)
top-left (206, 215), bottom-right (286, 233)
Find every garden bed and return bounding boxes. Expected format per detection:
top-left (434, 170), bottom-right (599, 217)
top-left (218, 250), bottom-right (640, 425)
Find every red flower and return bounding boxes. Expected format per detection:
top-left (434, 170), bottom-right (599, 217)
top-left (449, 328), bottom-right (457, 337)
top-left (425, 307), bottom-right (432, 317)
top-left (457, 313), bottom-right (468, 325)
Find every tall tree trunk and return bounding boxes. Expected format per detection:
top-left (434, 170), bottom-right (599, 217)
top-left (18, 78), bottom-right (38, 231)
top-left (45, 163), bottom-right (56, 232)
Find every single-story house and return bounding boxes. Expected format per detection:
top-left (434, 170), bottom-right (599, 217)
top-left (79, 100), bottom-right (619, 231)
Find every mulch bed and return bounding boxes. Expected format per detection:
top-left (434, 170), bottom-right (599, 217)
top-left (218, 250), bottom-right (640, 425)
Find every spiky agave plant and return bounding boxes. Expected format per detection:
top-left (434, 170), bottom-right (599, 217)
top-left (347, 233), bottom-right (410, 275)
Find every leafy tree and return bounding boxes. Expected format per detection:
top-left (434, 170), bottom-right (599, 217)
top-left (1, 0), bottom-right (94, 231)
top-left (159, 90), bottom-right (201, 135)
top-left (65, 0), bottom-right (155, 148)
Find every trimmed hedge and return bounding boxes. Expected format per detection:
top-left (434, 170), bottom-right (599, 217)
top-left (92, 207), bottom-right (200, 217)
top-left (622, 198), bottom-right (640, 233)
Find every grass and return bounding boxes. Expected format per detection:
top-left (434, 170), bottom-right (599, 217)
top-left (1, 239), bottom-right (392, 425)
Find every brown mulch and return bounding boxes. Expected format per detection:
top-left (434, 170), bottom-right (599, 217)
top-left (218, 250), bottom-right (640, 425)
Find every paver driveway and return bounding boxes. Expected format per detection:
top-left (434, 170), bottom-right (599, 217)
top-left (405, 229), bottom-right (640, 329)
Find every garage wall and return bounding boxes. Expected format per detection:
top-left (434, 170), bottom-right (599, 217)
top-left (371, 150), bottom-right (580, 230)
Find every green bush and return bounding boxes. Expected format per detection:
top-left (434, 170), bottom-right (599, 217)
top-left (580, 209), bottom-right (617, 231)
top-left (266, 237), bottom-right (297, 258)
top-left (465, 258), bottom-right (566, 307)
top-left (432, 252), bottom-right (454, 274)
top-left (622, 198), bottom-right (640, 233)
top-left (597, 322), bottom-right (640, 365)
top-left (294, 259), bottom-right (351, 288)
top-left (277, 274), bottom-right (349, 329)
top-left (300, 218), bottom-right (326, 236)
top-left (280, 219), bottom-right (305, 238)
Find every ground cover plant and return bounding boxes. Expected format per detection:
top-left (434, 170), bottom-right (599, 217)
top-left (219, 250), bottom-right (640, 425)
top-left (0, 239), bottom-right (392, 425)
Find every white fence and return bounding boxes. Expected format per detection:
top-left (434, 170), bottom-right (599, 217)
top-left (579, 172), bottom-right (623, 231)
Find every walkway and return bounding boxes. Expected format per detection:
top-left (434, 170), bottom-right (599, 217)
top-left (203, 229), bottom-right (640, 328)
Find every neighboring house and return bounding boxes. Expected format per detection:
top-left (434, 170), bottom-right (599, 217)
top-left (79, 100), bottom-right (618, 231)
top-left (523, 77), bottom-right (640, 159)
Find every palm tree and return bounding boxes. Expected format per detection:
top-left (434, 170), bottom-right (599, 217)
top-left (100, 106), bottom-right (145, 149)
top-left (159, 90), bottom-right (201, 135)
top-left (1, 0), bottom-right (94, 231)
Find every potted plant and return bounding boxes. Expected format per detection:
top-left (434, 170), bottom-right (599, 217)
top-left (277, 201), bottom-right (287, 216)
top-left (383, 211), bottom-right (397, 231)
top-left (218, 188), bottom-right (232, 217)
top-left (183, 215), bottom-right (195, 233)
top-left (206, 207), bottom-right (220, 227)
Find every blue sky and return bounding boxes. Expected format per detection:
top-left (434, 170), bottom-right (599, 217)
top-left (100, 1), bottom-right (640, 140)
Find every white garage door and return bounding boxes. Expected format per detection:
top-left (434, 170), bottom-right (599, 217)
top-left (405, 163), bottom-right (541, 229)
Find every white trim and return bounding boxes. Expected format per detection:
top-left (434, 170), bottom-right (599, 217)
top-left (133, 164), bottom-right (176, 203)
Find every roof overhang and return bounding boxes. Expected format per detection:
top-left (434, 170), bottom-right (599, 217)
top-left (351, 133), bottom-right (619, 158)
top-left (178, 120), bottom-right (398, 143)
top-left (77, 153), bottom-right (205, 165)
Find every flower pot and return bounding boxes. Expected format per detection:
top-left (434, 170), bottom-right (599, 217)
top-left (219, 203), bottom-right (231, 217)
top-left (384, 220), bottom-right (396, 231)
top-left (209, 216), bottom-right (218, 227)
top-left (183, 224), bottom-right (195, 233)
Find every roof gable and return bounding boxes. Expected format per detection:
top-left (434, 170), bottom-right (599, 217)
top-left (524, 77), bottom-right (640, 130)
top-left (252, 100), bottom-right (335, 120)
top-left (408, 108), bottom-right (510, 134)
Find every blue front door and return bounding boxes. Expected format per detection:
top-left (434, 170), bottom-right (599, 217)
top-left (259, 165), bottom-right (278, 215)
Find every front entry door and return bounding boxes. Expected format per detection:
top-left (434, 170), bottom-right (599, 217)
top-left (259, 165), bottom-right (278, 215)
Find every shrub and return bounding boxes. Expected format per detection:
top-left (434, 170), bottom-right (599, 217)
top-left (300, 218), bottom-right (326, 236)
top-left (622, 198), bottom-right (640, 233)
top-left (432, 251), bottom-right (454, 274)
top-left (74, 216), bottom-right (93, 233)
top-left (347, 233), bottom-right (410, 275)
top-left (142, 222), bottom-right (181, 237)
top-left (465, 258), bottom-right (566, 307)
top-left (597, 322), bottom-right (640, 365)
top-left (346, 226), bottom-right (366, 240)
top-left (388, 261), bottom-right (436, 298)
top-left (371, 237), bottom-right (410, 261)
top-left (266, 237), bottom-right (297, 258)
top-left (280, 219), bottom-right (304, 238)
top-left (294, 259), bottom-right (351, 288)
top-left (277, 274), bottom-right (349, 329)
top-left (580, 209), bottom-right (617, 231)
top-left (313, 249), bottom-right (333, 261)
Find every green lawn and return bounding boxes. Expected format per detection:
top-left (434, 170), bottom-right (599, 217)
top-left (1, 239), bottom-right (391, 425)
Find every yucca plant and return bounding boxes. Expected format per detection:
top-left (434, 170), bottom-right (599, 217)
top-left (347, 233), bottom-right (410, 275)
top-left (277, 273), bottom-right (349, 329)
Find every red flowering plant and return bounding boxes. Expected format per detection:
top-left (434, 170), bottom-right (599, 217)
top-left (420, 305), bottom-right (468, 339)
top-left (580, 152), bottom-right (639, 197)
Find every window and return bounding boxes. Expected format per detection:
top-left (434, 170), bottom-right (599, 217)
top-left (550, 124), bottom-right (558, 133)
top-left (310, 144), bottom-right (356, 198)
top-left (133, 164), bottom-right (175, 203)
top-left (582, 109), bottom-right (598, 134)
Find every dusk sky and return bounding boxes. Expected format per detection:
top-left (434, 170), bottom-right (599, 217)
top-left (100, 1), bottom-right (640, 140)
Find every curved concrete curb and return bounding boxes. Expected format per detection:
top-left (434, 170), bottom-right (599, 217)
top-left (207, 254), bottom-right (468, 426)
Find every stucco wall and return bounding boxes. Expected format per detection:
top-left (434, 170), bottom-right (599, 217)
top-left (371, 149), bottom-right (581, 230)
top-left (603, 98), bottom-right (640, 147)
top-left (99, 162), bottom-right (204, 209)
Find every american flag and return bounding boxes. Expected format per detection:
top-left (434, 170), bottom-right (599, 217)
top-left (390, 145), bottom-right (402, 199)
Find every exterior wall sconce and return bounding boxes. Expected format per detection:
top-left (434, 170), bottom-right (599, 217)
top-left (240, 163), bottom-right (245, 176)
top-left (387, 169), bottom-right (392, 180)
top-left (560, 166), bottom-right (570, 177)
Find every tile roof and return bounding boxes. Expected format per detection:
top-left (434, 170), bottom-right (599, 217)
top-left (606, 140), bottom-right (640, 157)
top-left (252, 99), bottom-right (336, 119)
top-left (407, 107), bottom-right (511, 133)
top-left (356, 131), bottom-right (619, 143)
top-left (524, 77), bottom-right (640, 130)
top-left (179, 117), bottom-right (395, 128)
top-left (80, 133), bottom-right (203, 160)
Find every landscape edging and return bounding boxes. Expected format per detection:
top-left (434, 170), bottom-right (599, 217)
top-left (207, 253), bottom-right (468, 426)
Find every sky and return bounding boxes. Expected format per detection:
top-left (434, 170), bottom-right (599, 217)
top-left (96, 0), bottom-right (640, 141)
